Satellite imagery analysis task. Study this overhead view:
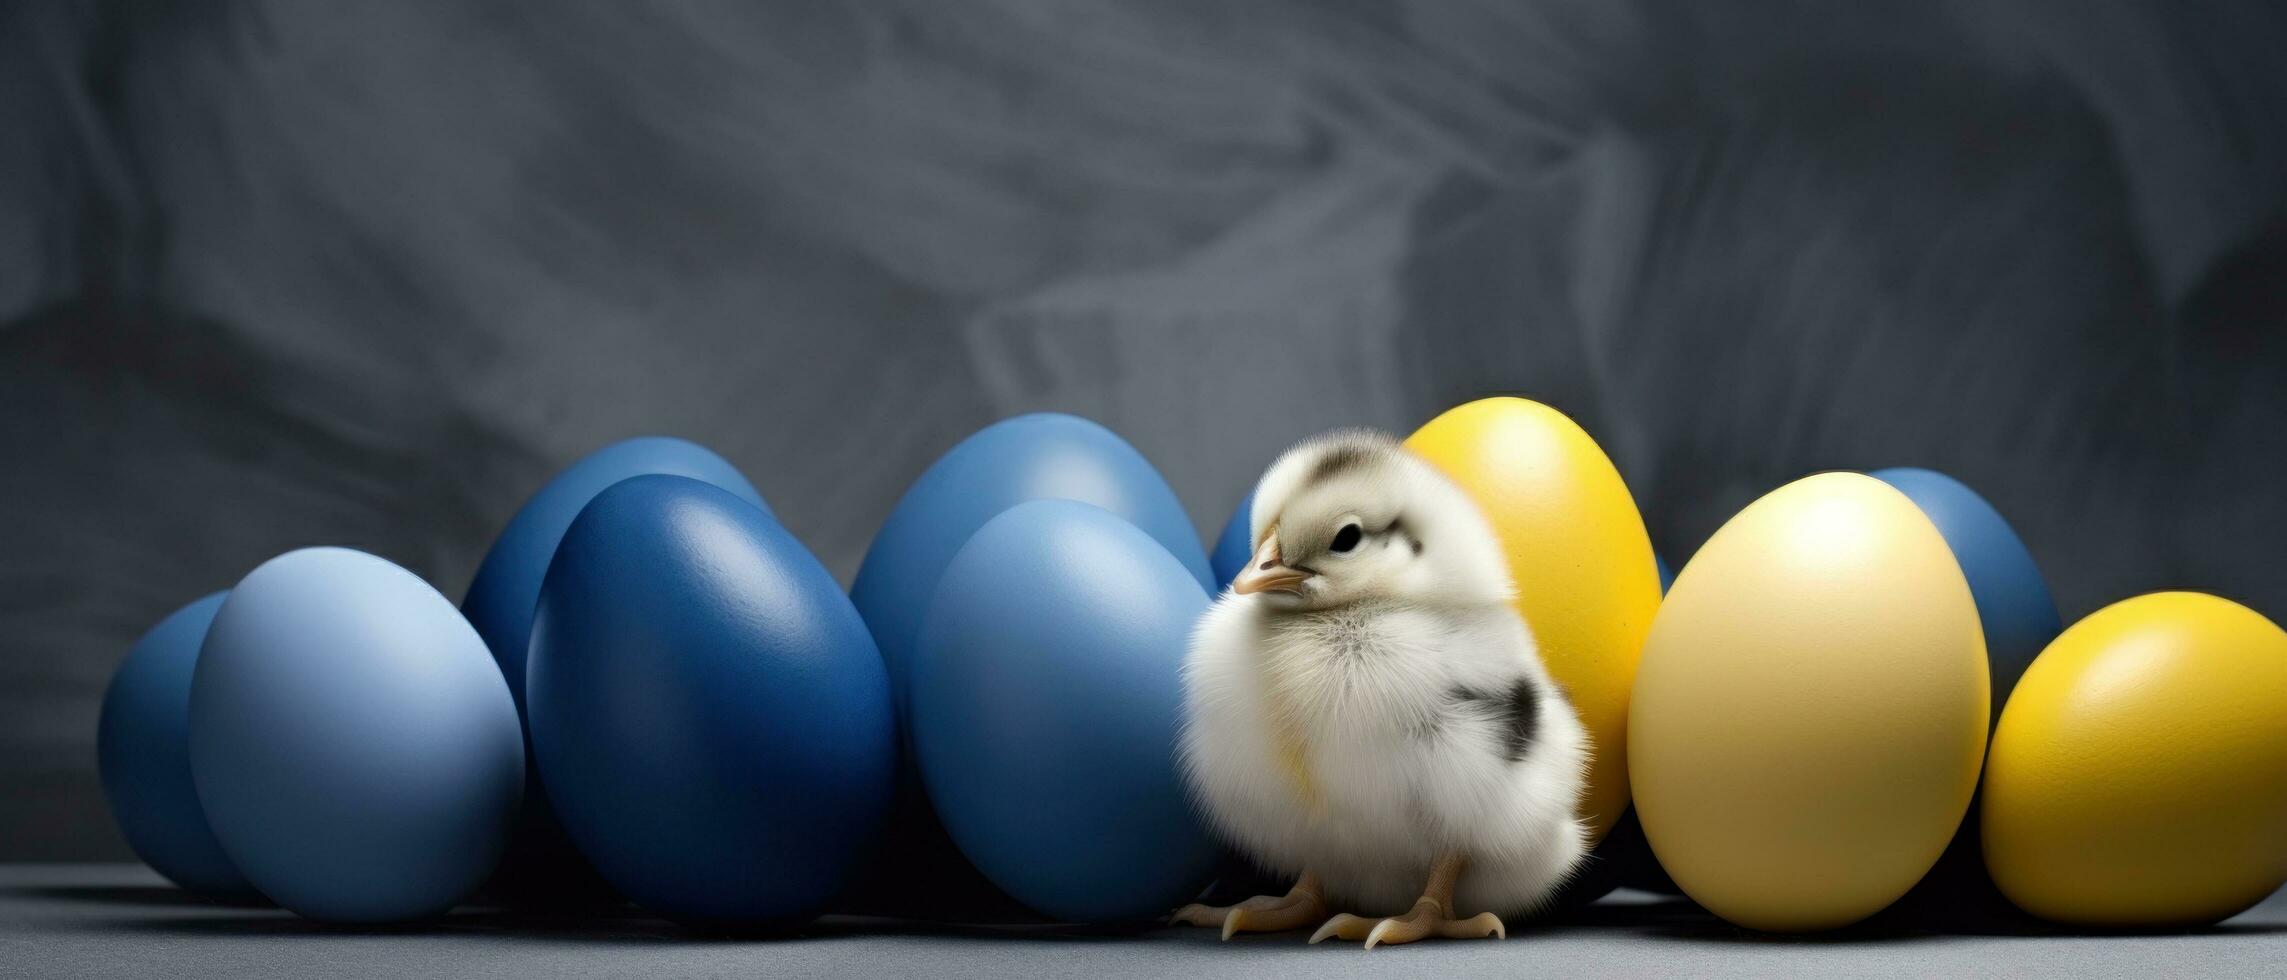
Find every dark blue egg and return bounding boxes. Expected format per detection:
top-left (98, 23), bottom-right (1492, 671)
top-left (98, 592), bottom-right (252, 897)
top-left (190, 548), bottom-right (524, 922)
top-left (853, 414), bottom-right (1211, 716)
top-left (464, 437), bottom-right (768, 718)
top-left (1207, 493), bottom-right (1253, 588)
top-left (527, 475), bottom-right (893, 923)
top-left (462, 436), bottom-right (766, 895)
top-left (1872, 467), bottom-right (2062, 720)
top-left (910, 499), bottom-right (1219, 922)
top-left (1657, 553), bottom-right (1675, 593)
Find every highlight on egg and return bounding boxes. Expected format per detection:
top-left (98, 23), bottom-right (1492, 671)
top-left (1629, 472), bottom-right (1988, 932)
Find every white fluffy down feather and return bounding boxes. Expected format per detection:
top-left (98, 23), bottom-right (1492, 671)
top-left (1178, 430), bottom-right (1589, 922)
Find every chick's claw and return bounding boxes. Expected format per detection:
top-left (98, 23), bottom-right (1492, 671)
top-left (1307, 912), bottom-right (1376, 944)
top-left (1169, 880), bottom-right (1329, 939)
top-left (1168, 903), bottom-right (1227, 928)
top-left (1310, 899), bottom-right (1506, 949)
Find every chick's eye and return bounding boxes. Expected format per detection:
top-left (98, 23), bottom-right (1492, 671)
top-left (1329, 523), bottom-right (1363, 554)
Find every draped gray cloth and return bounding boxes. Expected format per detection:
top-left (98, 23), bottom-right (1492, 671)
top-left (5, 1), bottom-right (2282, 859)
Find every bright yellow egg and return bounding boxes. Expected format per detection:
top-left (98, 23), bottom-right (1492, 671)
top-left (1404, 397), bottom-right (1661, 842)
top-left (1629, 472), bottom-right (1988, 931)
top-left (1982, 592), bottom-right (2287, 927)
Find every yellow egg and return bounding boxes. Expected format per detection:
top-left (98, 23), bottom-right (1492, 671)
top-left (1629, 472), bottom-right (1988, 931)
top-left (1982, 592), bottom-right (2287, 927)
top-left (1404, 397), bottom-right (1661, 842)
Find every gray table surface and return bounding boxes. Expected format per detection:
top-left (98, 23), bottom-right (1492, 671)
top-left (4, 864), bottom-right (2282, 979)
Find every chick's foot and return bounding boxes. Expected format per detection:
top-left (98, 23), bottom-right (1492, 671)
top-left (1307, 852), bottom-right (1505, 949)
top-left (1171, 872), bottom-right (1327, 939)
top-left (1309, 900), bottom-right (1505, 948)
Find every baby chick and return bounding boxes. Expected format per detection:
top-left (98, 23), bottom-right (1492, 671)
top-left (1173, 430), bottom-right (1588, 948)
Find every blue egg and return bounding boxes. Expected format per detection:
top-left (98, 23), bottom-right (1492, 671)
top-left (528, 475), bottom-right (893, 923)
top-left (1656, 553), bottom-right (1674, 593)
top-left (462, 436), bottom-right (766, 894)
top-left (1872, 467), bottom-right (2062, 720)
top-left (1207, 493), bottom-right (1253, 588)
top-left (854, 414), bottom-right (1211, 714)
top-left (464, 437), bottom-right (768, 717)
top-left (190, 548), bottom-right (523, 922)
top-left (910, 499), bottom-right (1219, 922)
top-left (97, 592), bottom-right (251, 897)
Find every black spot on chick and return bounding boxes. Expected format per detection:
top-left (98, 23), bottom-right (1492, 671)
top-left (1308, 444), bottom-right (1376, 484)
top-left (1450, 677), bottom-right (1539, 762)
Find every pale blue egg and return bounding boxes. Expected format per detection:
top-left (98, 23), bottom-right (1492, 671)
top-left (190, 548), bottom-right (523, 922)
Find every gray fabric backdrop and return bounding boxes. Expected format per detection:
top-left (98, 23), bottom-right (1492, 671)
top-left (4, 1), bottom-right (2282, 860)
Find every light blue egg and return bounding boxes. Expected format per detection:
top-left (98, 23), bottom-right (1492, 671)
top-left (853, 414), bottom-right (1211, 715)
top-left (528, 476), bottom-right (893, 923)
top-left (1872, 467), bottom-right (2062, 721)
top-left (97, 591), bottom-right (252, 897)
top-left (910, 499), bottom-right (1219, 922)
top-left (1208, 493), bottom-right (1253, 588)
top-left (190, 548), bottom-right (523, 922)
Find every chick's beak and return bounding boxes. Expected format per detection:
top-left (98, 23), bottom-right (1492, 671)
top-left (1232, 533), bottom-right (1312, 596)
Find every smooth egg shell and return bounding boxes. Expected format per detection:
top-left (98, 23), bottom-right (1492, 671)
top-left (910, 499), bottom-right (1220, 922)
top-left (527, 475), bottom-right (893, 924)
top-left (461, 435), bottom-right (766, 900)
top-left (1982, 592), bottom-right (2287, 927)
top-left (1630, 472), bottom-right (1988, 931)
top-left (190, 548), bottom-right (524, 923)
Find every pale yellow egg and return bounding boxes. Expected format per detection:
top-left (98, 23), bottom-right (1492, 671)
top-left (1405, 397), bottom-right (1662, 843)
top-left (1982, 592), bottom-right (2287, 927)
top-left (1629, 472), bottom-right (1988, 931)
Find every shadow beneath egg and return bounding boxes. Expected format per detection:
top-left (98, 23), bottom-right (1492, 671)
top-left (1641, 921), bottom-right (1945, 946)
top-left (79, 888), bottom-right (2287, 947)
top-left (97, 905), bottom-right (1177, 946)
top-left (1638, 912), bottom-right (2287, 945)
top-left (7, 883), bottom-right (271, 910)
